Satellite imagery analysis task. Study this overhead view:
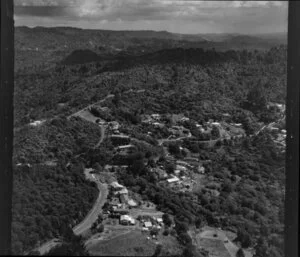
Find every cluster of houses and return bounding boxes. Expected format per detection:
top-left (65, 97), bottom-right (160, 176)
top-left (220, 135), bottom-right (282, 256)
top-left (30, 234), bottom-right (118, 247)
top-left (138, 215), bottom-right (164, 234)
top-left (29, 119), bottom-right (46, 127)
top-left (148, 159), bottom-right (206, 192)
top-left (105, 181), bottom-right (138, 226)
top-left (109, 134), bottom-right (137, 157)
top-left (140, 113), bottom-right (247, 143)
top-left (142, 113), bottom-right (165, 129)
top-left (96, 119), bottom-right (120, 134)
top-left (267, 124), bottom-right (286, 153)
top-left (168, 125), bottom-right (191, 138)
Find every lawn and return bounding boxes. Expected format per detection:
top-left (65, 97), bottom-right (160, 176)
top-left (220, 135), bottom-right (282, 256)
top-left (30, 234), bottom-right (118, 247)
top-left (87, 230), bottom-right (157, 256)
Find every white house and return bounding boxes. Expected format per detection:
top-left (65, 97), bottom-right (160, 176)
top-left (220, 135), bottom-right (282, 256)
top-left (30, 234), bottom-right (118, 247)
top-left (120, 215), bottom-right (135, 225)
top-left (156, 218), bottom-right (163, 224)
top-left (167, 176), bottom-right (180, 184)
top-left (144, 221), bottom-right (153, 228)
top-left (128, 199), bottom-right (138, 207)
top-left (176, 165), bottom-right (187, 172)
top-left (110, 181), bottom-right (124, 191)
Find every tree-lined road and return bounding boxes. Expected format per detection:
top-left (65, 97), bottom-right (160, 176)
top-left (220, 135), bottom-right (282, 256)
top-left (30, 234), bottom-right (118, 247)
top-left (73, 179), bottom-right (108, 236)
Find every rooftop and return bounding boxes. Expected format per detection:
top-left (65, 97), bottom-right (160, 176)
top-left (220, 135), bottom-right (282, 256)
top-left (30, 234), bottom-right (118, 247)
top-left (167, 176), bottom-right (180, 183)
top-left (110, 181), bottom-right (124, 189)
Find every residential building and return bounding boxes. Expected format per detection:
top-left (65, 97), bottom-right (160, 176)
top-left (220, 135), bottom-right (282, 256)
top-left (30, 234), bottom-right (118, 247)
top-left (167, 176), bottom-right (180, 184)
top-left (120, 215), bottom-right (135, 225)
top-left (144, 221), bottom-right (153, 228)
top-left (156, 218), bottom-right (163, 224)
top-left (110, 181), bottom-right (124, 191)
top-left (116, 188), bottom-right (129, 195)
top-left (110, 134), bottom-right (131, 146)
top-left (115, 144), bottom-right (136, 155)
top-left (176, 165), bottom-right (187, 172)
top-left (128, 199), bottom-right (138, 207)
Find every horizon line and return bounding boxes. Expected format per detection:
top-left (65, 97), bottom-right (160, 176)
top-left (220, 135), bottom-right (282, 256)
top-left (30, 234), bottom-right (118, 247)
top-left (14, 25), bottom-right (287, 36)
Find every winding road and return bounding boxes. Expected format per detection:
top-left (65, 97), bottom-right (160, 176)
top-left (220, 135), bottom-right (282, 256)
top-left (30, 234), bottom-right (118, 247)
top-left (73, 180), bottom-right (108, 235)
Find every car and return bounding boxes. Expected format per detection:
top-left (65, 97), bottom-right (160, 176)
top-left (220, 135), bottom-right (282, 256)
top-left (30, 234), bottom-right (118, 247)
top-left (224, 240), bottom-right (229, 243)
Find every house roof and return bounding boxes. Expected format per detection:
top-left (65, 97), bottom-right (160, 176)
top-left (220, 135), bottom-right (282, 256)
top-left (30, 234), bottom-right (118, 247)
top-left (144, 221), bottom-right (153, 227)
top-left (128, 199), bottom-right (137, 206)
top-left (118, 188), bottom-right (129, 195)
top-left (116, 144), bottom-right (135, 150)
top-left (110, 181), bottom-right (124, 189)
top-left (176, 165), bottom-right (187, 171)
top-left (156, 218), bottom-right (163, 223)
top-left (120, 215), bottom-right (135, 223)
top-left (167, 177), bottom-right (180, 183)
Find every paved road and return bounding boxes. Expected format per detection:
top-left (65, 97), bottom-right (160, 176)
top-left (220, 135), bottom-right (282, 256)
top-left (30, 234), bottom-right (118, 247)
top-left (68, 94), bottom-right (115, 119)
top-left (73, 180), bottom-right (108, 235)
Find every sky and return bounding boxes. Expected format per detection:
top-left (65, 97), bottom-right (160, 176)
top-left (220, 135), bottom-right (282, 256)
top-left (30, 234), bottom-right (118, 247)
top-left (14, 0), bottom-right (288, 34)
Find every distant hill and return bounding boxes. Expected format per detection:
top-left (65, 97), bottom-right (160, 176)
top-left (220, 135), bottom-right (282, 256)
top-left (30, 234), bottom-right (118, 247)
top-left (62, 49), bottom-right (100, 65)
top-left (15, 26), bottom-right (287, 71)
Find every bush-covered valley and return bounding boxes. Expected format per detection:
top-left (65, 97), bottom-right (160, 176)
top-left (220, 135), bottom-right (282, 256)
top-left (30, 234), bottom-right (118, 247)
top-left (13, 28), bottom-right (286, 257)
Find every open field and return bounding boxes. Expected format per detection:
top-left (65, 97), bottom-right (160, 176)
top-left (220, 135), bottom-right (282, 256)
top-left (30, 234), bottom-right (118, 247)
top-left (194, 227), bottom-right (253, 257)
top-left (86, 230), bottom-right (157, 256)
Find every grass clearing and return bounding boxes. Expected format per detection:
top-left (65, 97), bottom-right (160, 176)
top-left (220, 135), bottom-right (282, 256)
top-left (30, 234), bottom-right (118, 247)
top-left (87, 230), bottom-right (156, 256)
top-left (73, 109), bottom-right (100, 123)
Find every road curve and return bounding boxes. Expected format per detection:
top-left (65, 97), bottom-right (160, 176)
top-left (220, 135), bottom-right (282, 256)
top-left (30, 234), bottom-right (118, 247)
top-left (73, 181), bottom-right (108, 235)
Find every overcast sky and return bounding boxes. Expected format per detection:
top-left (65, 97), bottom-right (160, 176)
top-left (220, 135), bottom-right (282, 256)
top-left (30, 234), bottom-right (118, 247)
top-left (14, 0), bottom-right (288, 34)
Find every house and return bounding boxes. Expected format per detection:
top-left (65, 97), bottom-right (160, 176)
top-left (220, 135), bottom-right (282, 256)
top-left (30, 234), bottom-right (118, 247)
top-left (176, 165), bottom-right (187, 172)
top-left (144, 221), bottom-right (153, 228)
top-left (115, 144), bottom-right (136, 154)
top-left (197, 166), bottom-right (205, 174)
top-left (167, 176), bottom-right (180, 184)
top-left (174, 170), bottom-right (181, 175)
top-left (153, 122), bottom-right (164, 128)
top-left (176, 160), bottom-right (192, 169)
top-left (110, 135), bottom-right (131, 146)
top-left (128, 199), bottom-right (138, 207)
top-left (233, 123), bottom-right (242, 127)
top-left (156, 218), bottom-right (163, 224)
top-left (222, 113), bottom-right (231, 117)
top-left (120, 215), bottom-right (135, 225)
top-left (110, 181), bottom-right (124, 191)
top-left (180, 117), bottom-right (190, 122)
top-left (29, 119), bottom-right (46, 127)
top-left (169, 126), bottom-right (191, 137)
top-left (116, 188), bottom-right (129, 195)
top-left (151, 114), bottom-right (161, 120)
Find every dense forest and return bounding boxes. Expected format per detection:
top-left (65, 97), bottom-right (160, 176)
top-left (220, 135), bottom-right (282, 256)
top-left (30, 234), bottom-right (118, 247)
top-left (12, 118), bottom-right (102, 254)
top-left (13, 37), bottom-right (286, 256)
top-left (14, 46), bottom-right (286, 128)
